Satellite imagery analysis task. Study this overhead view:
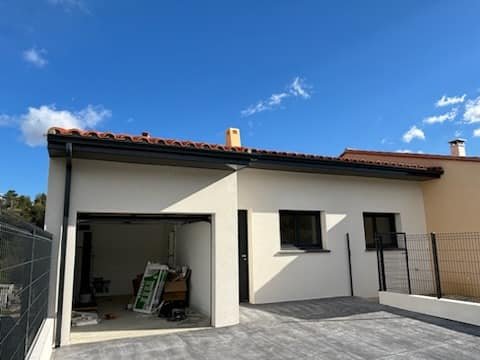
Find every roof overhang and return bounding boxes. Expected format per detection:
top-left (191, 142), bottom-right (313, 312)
top-left (48, 134), bottom-right (443, 181)
top-left (77, 212), bottom-right (211, 224)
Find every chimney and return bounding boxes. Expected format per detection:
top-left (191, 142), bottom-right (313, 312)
top-left (225, 128), bottom-right (241, 147)
top-left (449, 138), bottom-right (466, 157)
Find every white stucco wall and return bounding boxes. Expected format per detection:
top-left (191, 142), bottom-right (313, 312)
top-left (175, 221), bottom-right (212, 317)
top-left (237, 168), bottom-right (427, 303)
top-left (45, 158), bottom-right (66, 321)
top-left (379, 291), bottom-right (480, 327)
top-left (45, 159), bottom-right (239, 345)
top-left (26, 318), bottom-right (54, 360)
top-left (46, 156), bottom-right (429, 346)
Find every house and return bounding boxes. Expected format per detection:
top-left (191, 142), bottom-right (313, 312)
top-left (340, 143), bottom-right (480, 323)
top-left (44, 127), bottom-right (443, 346)
top-left (340, 139), bottom-right (480, 233)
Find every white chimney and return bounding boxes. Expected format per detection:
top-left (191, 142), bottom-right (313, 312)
top-left (225, 128), bottom-right (241, 147)
top-left (449, 138), bottom-right (466, 157)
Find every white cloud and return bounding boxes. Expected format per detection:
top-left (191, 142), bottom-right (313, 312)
top-left (19, 104), bottom-right (111, 146)
top-left (23, 48), bottom-right (47, 68)
top-left (0, 114), bottom-right (13, 126)
top-left (47, 0), bottom-right (89, 13)
top-left (464, 96), bottom-right (480, 124)
top-left (380, 138), bottom-right (394, 145)
top-left (75, 105), bottom-right (111, 127)
top-left (241, 77), bottom-right (312, 117)
top-left (435, 94), bottom-right (466, 107)
top-left (396, 149), bottom-right (424, 154)
top-left (269, 92), bottom-right (289, 105)
top-left (241, 92), bottom-right (289, 117)
top-left (241, 103), bottom-right (268, 117)
top-left (289, 77), bottom-right (311, 99)
top-left (473, 129), bottom-right (480, 137)
top-left (423, 108), bottom-right (457, 124)
top-left (402, 125), bottom-right (425, 143)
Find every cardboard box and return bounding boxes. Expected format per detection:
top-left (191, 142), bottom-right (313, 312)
top-left (163, 279), bottom-right (187, 301)
top-left (164, 279), bottom-right (187, 293)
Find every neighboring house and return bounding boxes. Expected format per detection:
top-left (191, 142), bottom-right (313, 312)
top-left (45, 127), bottom-right (442, 346)
top-left (340, 139), bottom-right (480, 233)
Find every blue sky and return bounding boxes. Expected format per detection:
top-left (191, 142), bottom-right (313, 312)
top-left (2, 0), bottom-right (480, 197)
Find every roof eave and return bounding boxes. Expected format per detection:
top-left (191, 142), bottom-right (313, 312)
top-left (47, 134), bottom-right (443, 181)
top-left (340, 149), bottom-right (480, 162)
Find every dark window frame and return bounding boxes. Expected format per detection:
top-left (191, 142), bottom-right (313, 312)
top-left (363, 212), bottom-right (398, 249)
top-left (279, 210), bottom-right (323, 250)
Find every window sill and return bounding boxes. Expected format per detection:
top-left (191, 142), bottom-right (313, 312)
top-left (275, 249), bottom-right (331, 256)
top-left (365, 248), bottom-right (401, 252)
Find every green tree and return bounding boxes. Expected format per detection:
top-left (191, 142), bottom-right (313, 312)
top-left (2, 189), bottom-right (18, 210)
top-left (31, 193), bottom-right (47, 227)
top-left (16, 195), bottom-right (33, 220)
top-left (0, 189), bottom-right (47, 227)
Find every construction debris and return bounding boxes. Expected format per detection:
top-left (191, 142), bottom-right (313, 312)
top-left (133, 262), bottom-right (169, 314)
top-left (71, 311), bottom-right (100, 327)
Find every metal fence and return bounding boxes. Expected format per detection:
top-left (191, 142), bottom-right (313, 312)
top-left (0, 213), bottom-right (53, 360)
top-left (376, 232), bottom-right (480, 302)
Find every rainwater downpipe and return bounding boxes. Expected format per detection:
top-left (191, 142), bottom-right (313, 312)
top-left (55, 143), bottom-right (72, 347)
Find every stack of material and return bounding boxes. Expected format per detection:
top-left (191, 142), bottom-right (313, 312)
top-left (133, 262), bottom-right (169, 314)
top-left (71, 311), bottom-right (99, 327)
top-left (132, 262), bottom-right (191, 319)
top-left (158, 267), bottom-right (190, 321)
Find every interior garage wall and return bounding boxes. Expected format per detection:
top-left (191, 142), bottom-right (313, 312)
top-left (237, 168), bottom-right (427, 304)
top-left (175, 221), bottom-right (211, 317)
top-left (87, 223), bottom-right (173, 296)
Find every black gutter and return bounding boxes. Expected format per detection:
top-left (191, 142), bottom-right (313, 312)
top-left (47, 134), bottom-right (443, 180)
top-left (55, 143), bottom-right (72, 347)
top-left (47, 134), bottom-right (252, 165)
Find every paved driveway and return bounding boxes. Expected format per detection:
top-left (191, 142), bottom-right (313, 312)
top-left (54, 297), bottom-right (480, 359)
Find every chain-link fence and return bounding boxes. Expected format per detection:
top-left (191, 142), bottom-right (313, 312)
top-left (0, 213), bottom-right (53, 360)
top-left (376, 232), bottom-right (480, 302)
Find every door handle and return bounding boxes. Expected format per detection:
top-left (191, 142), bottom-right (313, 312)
top-left (241, 254), bottom-right (247, 261)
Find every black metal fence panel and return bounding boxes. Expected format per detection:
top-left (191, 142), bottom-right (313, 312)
top-left (0, 214), bottom-right (53, 360)
top-left (435, 232), bottom-right (480, 300)
top-left (377, 232), bottom-right (480, 302)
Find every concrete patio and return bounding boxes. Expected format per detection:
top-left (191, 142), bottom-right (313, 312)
top-left (53, 297), bottom-right (480, 359)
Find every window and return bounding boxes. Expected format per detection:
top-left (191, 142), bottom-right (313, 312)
top-left (279, 211), bottom-right (322, 250)
top-left (363, 213), bottom-right (397, 249)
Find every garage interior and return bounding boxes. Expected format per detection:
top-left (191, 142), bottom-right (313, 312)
top-left (70, 213), bottom-right (212, 344)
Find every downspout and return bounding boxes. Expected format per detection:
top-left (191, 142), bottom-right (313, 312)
top-left (55, 143), bottom-right (73, 347)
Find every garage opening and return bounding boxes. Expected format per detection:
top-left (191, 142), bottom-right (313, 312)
top-left (70, 213), bottom-right (212, 344)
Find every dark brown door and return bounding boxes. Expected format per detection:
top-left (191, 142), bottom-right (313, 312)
top-left (238, 210), bottom-right (249, 302)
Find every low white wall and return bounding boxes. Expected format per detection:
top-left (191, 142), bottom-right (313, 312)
top-left (26, 318), bottom-right (54, 360)
top-left (175, 221), bottom-right (211, 317)
top-left (238, 168), bottom-right (427, 303)
top-left (379, 291), bottom-right (480, 326)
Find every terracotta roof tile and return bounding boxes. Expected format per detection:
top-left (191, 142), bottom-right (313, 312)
top-left (340, 149), bottom-right (480, 163)
top-left (47, 127), bottom-right (443, 173)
